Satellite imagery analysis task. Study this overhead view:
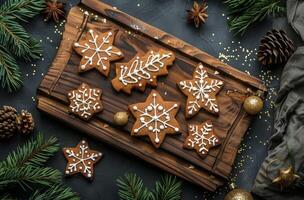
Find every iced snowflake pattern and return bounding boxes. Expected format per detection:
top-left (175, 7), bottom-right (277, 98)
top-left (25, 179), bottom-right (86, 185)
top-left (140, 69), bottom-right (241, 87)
top-left (178, 63), bottom-right (223, 118)
top-left (63, 140), bottom-right (102, 179)
top-left (68, 83), bottom-right (103, 120)
top-left (129, 90), bottom-right (180, 148)
top-left (184, 121), bottom-right (220, 157)
top-left (74, 29), bottom-right (123, 77)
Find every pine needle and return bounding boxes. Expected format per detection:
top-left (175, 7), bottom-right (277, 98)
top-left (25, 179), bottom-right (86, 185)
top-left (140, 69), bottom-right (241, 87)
top-left (0, 167), bottom-right (61, 191)
top-left (0, 45), bottom-right (22, 92)
top-left (0, 133), bottom-right (78, 199)
top-left (0, 194), bottom-right (16, 200)
top-left (117, 174), bottom-right (182, 200)
top-left (0, 0), bottom-right (45, 22)
top-left (0, 0), bottom-right (44, 92)
top-left (0, 133), bottom-right (59, 168)
top-left (29, 184), bottom-right (80, 200)
top-left (0, 15), bottom-right (41, 60)
top-left (224, 0), bottom-right (286, 35)
top-left (151, 175), bottom-right (182, 200)
top-left (117, 173), bottom-right (152, 200)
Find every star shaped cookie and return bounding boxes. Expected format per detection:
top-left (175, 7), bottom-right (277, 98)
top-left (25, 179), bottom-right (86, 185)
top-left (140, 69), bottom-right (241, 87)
top-left (129, 90), bottom-right (181, 148)
top-left (184, 120), bottom-right (220, 158)
top-left (74, 29), bottom-right (124, 77)
top-left (63, 140), bottom-right (103, 179)
top-left (178, 63), bottom-right (224, 118)
top-left (67, 83), bottom-right (103, 120)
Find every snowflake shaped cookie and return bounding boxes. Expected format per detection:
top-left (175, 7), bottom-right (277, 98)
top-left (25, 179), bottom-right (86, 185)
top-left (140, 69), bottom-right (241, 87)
top-left (112, 49), bottom-right (175, 94)
top-left (74, 29), bottom-right (124, 77)
top-left (184, 120), bottom-right (220, 158)
top-left (129, 90), bottom-right (181, 148)
top-left (63, 140), bottom-right (102, 179)
top-left (178, 63), bottom-right (224, 118)
top-left (68, 83), bottom-right (103, 120)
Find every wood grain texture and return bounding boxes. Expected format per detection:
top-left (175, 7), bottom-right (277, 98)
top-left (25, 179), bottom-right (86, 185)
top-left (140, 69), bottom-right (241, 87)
top-left (37, 0), bottom-right (267, 191)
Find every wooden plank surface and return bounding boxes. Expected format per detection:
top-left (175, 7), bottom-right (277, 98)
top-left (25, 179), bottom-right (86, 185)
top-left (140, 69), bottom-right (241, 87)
top-left (37, 0), bottom-right (266, 191)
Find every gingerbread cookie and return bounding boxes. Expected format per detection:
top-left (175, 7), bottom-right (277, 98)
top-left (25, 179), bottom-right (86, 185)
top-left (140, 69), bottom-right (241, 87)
top-left (67, 83), bottom-right (103, 120)
top-left (178, 63), bottom-right (224, 118)
top-left (184, 120), bottom-right (220, 158)
top-left (112, 49), bottom-right (175, 94)
top-left (129, 90), bottom-right (180, 148)
top-left (63, 140), bottom-right (102, 179)
top-left (74, 29), bottom-right (124, 77)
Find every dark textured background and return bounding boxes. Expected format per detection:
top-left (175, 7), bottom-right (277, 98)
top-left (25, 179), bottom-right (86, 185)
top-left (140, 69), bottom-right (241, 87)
top-left (0, 0), bottom-right (291, 199)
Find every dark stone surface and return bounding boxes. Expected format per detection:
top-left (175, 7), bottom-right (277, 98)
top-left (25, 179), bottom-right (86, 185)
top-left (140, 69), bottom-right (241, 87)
top-left (0, 0), bottom-right (288, 199)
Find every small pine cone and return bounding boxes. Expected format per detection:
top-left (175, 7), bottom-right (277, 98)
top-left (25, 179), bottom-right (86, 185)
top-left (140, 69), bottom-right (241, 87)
top-left (0, 106), bottom-right (18, 139)
top-left (16, 110), bottom-right (35, 135)
top-left (258, 29), bottom-right (294, 66)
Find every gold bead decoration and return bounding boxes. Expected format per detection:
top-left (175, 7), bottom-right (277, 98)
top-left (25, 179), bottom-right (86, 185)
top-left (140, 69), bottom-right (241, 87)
top-left (224, 183), bottom-right (253, 200)
top-left (113, 111), bottom-right (129, 126)
top-left (243, 95), bottom-right (264, 115)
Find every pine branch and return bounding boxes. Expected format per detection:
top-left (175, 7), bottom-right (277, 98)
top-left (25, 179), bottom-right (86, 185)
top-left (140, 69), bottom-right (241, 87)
top-left (0, 133), bottom-right (79, 199)
top-left (224, 0), bottom-right (255, 14)
top-left (29, 184), bottom-right (79, 200)
top-left (0, 0), bottom-right (45, 22)
top-left (224, 0), bottom-right (286, 35)
top-left (0, 167), bottom-right (61, 191)
top-left (0, 0), bottom-right (44, 92)
top-left (117, 174), bottom-right (182, 200)
top-left (28, 38), bottom-right (43, 60)
top-left (151, 175), bottom-right (182, 200)
top-left (0, 45), bottom-right (22, 92)
top-left (0, 15), bottom-right (41, 60)
top-left (0, 194), bottom-right (16, 200)
top-left (117, 173), bottom-right (152, 200)
top-left (0, 133), bottom-right (59, 168)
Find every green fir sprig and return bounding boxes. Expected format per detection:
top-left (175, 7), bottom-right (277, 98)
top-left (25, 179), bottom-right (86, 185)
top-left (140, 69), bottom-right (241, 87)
top-left (0, 133), bottom-right (79, 200)
top-left (224, 0), bottom-right (286, 35)
top-left (0, 46), bottom-right (22, 92)
top-left (117, 173), bottom-right (182, 200)
top-left (0, 0), bottom-right (45, 92)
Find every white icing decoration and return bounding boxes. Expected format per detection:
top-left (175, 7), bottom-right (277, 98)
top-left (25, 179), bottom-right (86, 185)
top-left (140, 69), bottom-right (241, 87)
top-left (179, 64), bottom-right (223, 114)
top-left (133, 92), bottom-right (179, 143)
top-left (69, 84), bottom-right (102, 118)
top-left (65, 142), bottom-right (101, 176)
top-left (118, 51), bottom-right (172, 86)
top-left (74, 30), bottom-right (121, 71)
top-left (187, 122), bottom-right (218, 155)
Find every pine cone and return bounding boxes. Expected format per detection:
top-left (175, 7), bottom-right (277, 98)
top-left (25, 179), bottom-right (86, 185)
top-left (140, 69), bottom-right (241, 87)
top-left (16, 110), bottom-right (35, 135)
top-left (258, 29), bottom-right (294, 66)
top-left (0, 106), bottom-right (18, 139)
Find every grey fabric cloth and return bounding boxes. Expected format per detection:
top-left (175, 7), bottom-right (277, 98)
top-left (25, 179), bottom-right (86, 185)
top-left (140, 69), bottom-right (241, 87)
top-left (252, 1), bottom-right (304, 199)
top-left (287, 0), bottom-right (304, 41)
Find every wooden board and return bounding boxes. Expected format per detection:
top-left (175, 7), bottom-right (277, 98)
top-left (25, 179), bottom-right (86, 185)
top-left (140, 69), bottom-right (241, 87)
top-left (36, 0), bottom-right (267, 191)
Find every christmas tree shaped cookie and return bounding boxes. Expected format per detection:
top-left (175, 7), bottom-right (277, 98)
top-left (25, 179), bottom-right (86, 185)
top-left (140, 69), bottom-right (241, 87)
top-left (184, 120), bottom-right (220, 158)
top-left (74, 29), bottom-right (124, 77)
top-left (112, 49), bottom-right (175, 94)
top-left (178, 63), bottom-right (224, 118)
top-left (129, 90), bottom-right (180, 148)
top-left (67, 83), bottom-right (103, 120)
top-left (63, 140), bottom-right (103, 179)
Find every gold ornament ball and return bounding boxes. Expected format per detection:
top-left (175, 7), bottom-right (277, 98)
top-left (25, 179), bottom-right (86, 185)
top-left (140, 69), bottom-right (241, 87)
top-left (224, 184), bottom-right (253, 200)
top-left (113, 112), bottom-right (129, 126)
top-left (243, 95), bottom-right (264, 115)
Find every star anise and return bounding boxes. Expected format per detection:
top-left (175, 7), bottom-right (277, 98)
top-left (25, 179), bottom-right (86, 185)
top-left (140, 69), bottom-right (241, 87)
top-left (45, 0), bottom-right (66, 23)
top-left (187, 1), bottom-right (208, 28)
